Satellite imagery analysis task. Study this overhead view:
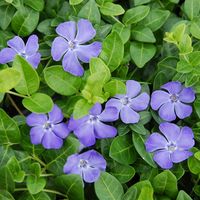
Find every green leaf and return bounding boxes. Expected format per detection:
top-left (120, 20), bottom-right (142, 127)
top-left (100, 31), bottom-right (124, 72)
top-left (0, 145), bottom-right (15, 166)
top-left (13, 55), bottom-right (40, 95)
top-left (11, 7), bottom-right (39, 36)
top-left (55, 175), bottom-right (84, 200)
top-left (188, 150), bottom-right (200, 174)
top-left (78, 0), bottom-right (101, 24)
top-left (130, 123), bottom-right (149, 135)
top-left (0, 190), bottom-right (15, 200)
top-left (0, 68), bottom-right (21, 93)
top-left (176, 190), bottom-right (193, 200)
top-left (100, 2), bottom-right (125, 16)
top-left (176, 60), bottom-right (193, 73)
top-left (140, 9), bottom-right (170, 32)
top-left (185, 73), bottom-right (199, 87)
top-left (152, 170), bottom-right (178, 198)
top-left (104, 80), bottom-right (126, 97)
top-left (130, 42), bottom-right (156, 68)
top-left (95, 172), bottom-right (124, 200)
top-left (44, 66), bottom-right (82, 96)
top-left (122, 6), bottom-right (150, 25)
top-left (122, 186), bottom-right (137, 200)
top-left (178, 34), bottom-right (193, 54)
top-left (90, 58), bottom-right (111, 84)
top-left (112, 23), bottom-right (131, 44)
top-left (131, 26), bottom-right (156, 43)
top-left (110, 163), bottom-right (135, 183)
top-left (18, 192), bottom-right (51, 200)
top-left (190, 18), bottom-right (200, 39)
top-left (133, 0), bottom-right (151, 6)
top-left (0, 109), bottom-right (21, 144)
top-left (24, 0), bottom-right (44, 11)
top-left (27, 175), bottom-right (46, 194)
top-left (109, 135), bottom-right (136, 165)
top-left (0, 5), bottom-right (15, 30)
top-left (187, 51), bottom-right (200, 66)
top-left (183, 0), bottom-right (200, 20)
top-left (139, 111), bottom-right (152, 125)
top-left (22, 93), bottom-right (54, 113)
top-left (0, 167), bottom-right (15, 193)
top-left (69, 0), bottom-right (83, 5)
top-left (132, 132), bottom-right (157, 168)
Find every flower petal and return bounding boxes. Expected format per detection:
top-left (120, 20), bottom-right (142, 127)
top-left (126, 80), bottom-right (141, 98)
top-left (56, 21), bottom-right (76, 41)
top-left (53, 123), bottom-right (70, 139)
top-left (62, 50), bottom-right (84, 76)
top-left (145, 133), bottom-right (168, 152)
top-left (26, 52), bottom-right (41, 68)
top-left (25, 35), bottom-right (39, 55)
top-left (130, 92), bottom-right (150, 111)
top-left (176, 126), bottom-right (195, 149)
top-left (68, 116), bottom-right (89, 131)
top-left (89, 103), bottom-right (102, 115)
top-left (150, 90), bottom-right (170, 110)
top-left (30, 126), bottom-right (45, 144)
top-left (51, 36), bottom-right (69, 61)
top-left (175, 102), bottom-right (192, 119)
top-left (76, 42), bottom-right (102, 63)
top-left (99, 107), bottom-right (119, 122)
top-left (26, 113), bottom-right (47, 126)
top-left (105, 98), bottom-right (122, 112)
top-left (83, 167), bottom-right (100, 183)
top-left (75, 19), bottom-right (96, 44)
top-left (0, 48), bottom-right (17, 64)
top-left (159, 122), bottom-right (180, 143)
top-left (48, 104), bottom-right (63, 124)
top-left (74, 123), bottom-right (96, 147)
top-left (171, 150), bottom-right (193, 163)
top-left (42, 131), bottom-right (63, 149)
top-left (94, 122), bottom-right (117, 139)
top-left (7, 36), bottom-right (25, 53)
top-left (153, 150), bottom-right (173, 169)
top-left (179, 87), bottom-right (195, 103)
top-left (161, 81), bottom-right (182, 94)
top-left (120, 106), bottom-right (140, 124)
top-left (158, 102), bottom-right (176, 121)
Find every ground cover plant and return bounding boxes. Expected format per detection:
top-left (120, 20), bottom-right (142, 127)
top-left (1, 0), bottom-right (200, 199)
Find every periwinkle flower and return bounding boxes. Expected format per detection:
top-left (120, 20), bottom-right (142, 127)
top-left (105, 80), bottom-right (150, 124)
top-left (145, 122), bottom-right (194, 169)
top-left (0, 35), bottom-right (41, 68)
top-left (51, 19), bottom-right (102, 77)
top-left (63, 150), bottom-right (106, 183)
top-left (151, 81), bottom-right (195, 121)
top-left (68, 103), bottom-right (118, 147)
top-left (26, 104), bottom-right (69, 149)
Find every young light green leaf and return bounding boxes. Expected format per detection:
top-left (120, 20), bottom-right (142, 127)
top-left (190, 18), bottom-right (200, 39)
top-left (130, 42), bottom-right (156, 68)
top-left (13, 55), bottom-right (40, 95)
top-left (44, 66), bottom-right (82, 96)
top-left (109, 135), bottom-right (136, 165)
top-left (100, 2), bottom-right (125, 16)
top-left (100, 31), bottom-right (124, 72)
top-left (69, 0), bottom-right (83, 5)
top-left (122, 6), bottom-right (150, 25)
top-left (22, 93), bottom-right (54, 113)
top-left (0, 68), bottom-right (21, 93)
top-left (176, 190), bottom-right (193, 200)
top-left (95, 172), bottom-right (124, 200)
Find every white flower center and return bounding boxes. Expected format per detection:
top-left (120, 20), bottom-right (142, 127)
top-left (89, 115), bottom-right (99, 123)
top-left (68, 41), bottom-right (76, 50)
top-left (170, 94), bottom-right (179, 102)
top-left (79, 159), bottom-right (88, 168)
top-left (167, 143), bottom-right (177, 152)
top-left (121, 96), bottom-right (131, 106)
top-left (20, 52), bottom-right (27, 59)
top-left (43, 121), bottom-right (53, 131)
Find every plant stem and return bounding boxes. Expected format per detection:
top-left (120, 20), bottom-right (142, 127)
top-left (44, 58), bottom-right (52, 69)
top-left (7, 94), bottom-right (24, 116)
top-left (7, 91), bottom-right (28, 98)
top-left (31, 155), bottom-right (46, 167)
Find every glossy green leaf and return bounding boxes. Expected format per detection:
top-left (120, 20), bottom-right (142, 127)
top-left (190, 18), bottom-right (200, 39)
top-left (100, 2), bottom-right (125, 16)
top-left (130, 42), bottom-right (156, 68)
top-left (44, 66), bottom-right (82, 96)
top-left (24, 0), bottom-right (44, 11)
top-left (0, 68), bottom-right (21, 93)
top-left (13, 55), bottom-right (40, 95)
top-left (109, 135), bottom-right (136, 165)
top-left (95, 172), bottom-right (124, 200)
top-left (123, 6), bottom-right (150, 25)
top-left (18, 192), bottom-right (51, 200)
top-left (69, 0), bottom-right (83, 5)
top-left (132, 132), bottom-right (157, 168)
top-left (0, 190), bottom-right (15, 200)
top-left (22, 93), bottom-right (53, 113)
top-left (100, 31), bottom-right (124, 72)
top-left (176, 190), bottom-right (193, 200)
top-left (183, 0), bottom-right (200, 20)
top-left (130, 123), bottom-right (149, 135)
top-left (133, 0), bottom-right (151, 6)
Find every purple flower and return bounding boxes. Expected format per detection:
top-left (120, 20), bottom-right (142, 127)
top-left (0, 35), bottom-right (41, 68)
top-left (68, 103), bottom-right (118, 147)
top-left (63, 150), bottom-right (106, 183)
top-left (151, 81), bottom-right (195, 121)
top-left (26, 104), bottom-right (70, 149)
top-left (51, 19), bottom-right (102, 77)
top-left (145, 122), bottom-right (194, 169)
top-left (105, 80), bottom-right (150, 124)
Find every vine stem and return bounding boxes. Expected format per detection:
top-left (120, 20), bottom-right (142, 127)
top-left (44, 58), bottom-right (52, 69)
top-left (31, 155), bottom-right (46, 167)
top-left (7, 94), bottom-right (24, 116)
top-left (6, 91), bottom-right (28, 98)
